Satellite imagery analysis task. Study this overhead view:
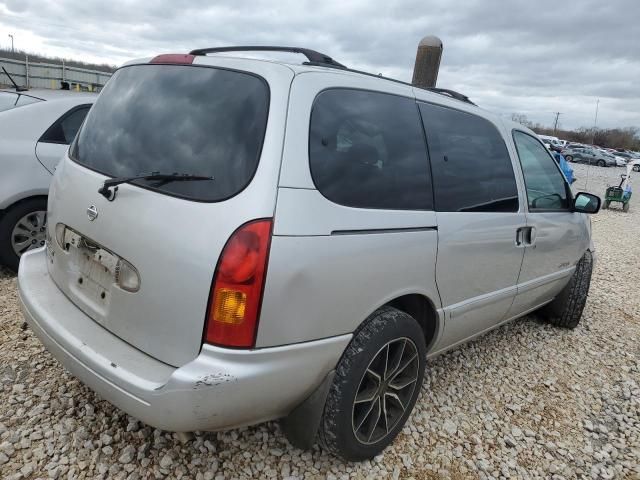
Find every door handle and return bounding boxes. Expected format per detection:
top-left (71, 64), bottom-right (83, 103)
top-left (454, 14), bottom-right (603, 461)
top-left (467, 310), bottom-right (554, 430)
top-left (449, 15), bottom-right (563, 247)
top-left (516, 227), bottom-right (536, 247)
top-left (526, 226), bottom-right (536, 246)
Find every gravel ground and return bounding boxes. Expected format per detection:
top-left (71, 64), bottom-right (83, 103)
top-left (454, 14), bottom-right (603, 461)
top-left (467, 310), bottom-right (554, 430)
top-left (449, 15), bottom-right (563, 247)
top-left (1, 163), bottom-right (639, 479)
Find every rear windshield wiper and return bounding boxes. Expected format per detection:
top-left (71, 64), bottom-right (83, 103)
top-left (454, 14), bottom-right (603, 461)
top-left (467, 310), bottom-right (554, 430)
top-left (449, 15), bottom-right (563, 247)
top-left (98, 172), bottom-right (214, 201)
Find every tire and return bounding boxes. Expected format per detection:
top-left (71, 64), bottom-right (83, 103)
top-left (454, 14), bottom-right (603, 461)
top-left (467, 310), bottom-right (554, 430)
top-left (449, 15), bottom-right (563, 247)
top-left (603, 200), bottom-right (610, 209)
top-left (597, 159), bottom-right (606, 167)
top-left (0, 198), bottom-right (48, 272)
top-left (541, 251), bottom-right (593, 329)
top-left (565, 155), bottom-right (573, 162)
top-left (634, 165), bottom-right (640, 172)
top-left (623, 202), bottom-right (630, 212)
top-left (318, 306), bottom-right (426, 461)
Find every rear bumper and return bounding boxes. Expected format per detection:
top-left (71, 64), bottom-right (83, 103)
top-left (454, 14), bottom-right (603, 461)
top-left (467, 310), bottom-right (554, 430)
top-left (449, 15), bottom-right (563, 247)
top-left (18, 248), bottom-right (351, 432)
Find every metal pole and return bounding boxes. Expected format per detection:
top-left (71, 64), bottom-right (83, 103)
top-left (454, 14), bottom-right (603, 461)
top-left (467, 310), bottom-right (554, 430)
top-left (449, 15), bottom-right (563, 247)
top-left (553, 112), bottom-right (562, 135)
top-left (8, 34), bottom-right (14, 53)
top-left (25, 54), bottom-right (29, 89)
top-left (591, 99), bottom-right (599, 145)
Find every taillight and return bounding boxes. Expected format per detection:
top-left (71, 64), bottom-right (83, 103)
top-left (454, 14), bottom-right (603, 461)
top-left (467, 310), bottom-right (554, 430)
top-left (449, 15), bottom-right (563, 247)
top-left (204, 219), bottom-right (273, 348)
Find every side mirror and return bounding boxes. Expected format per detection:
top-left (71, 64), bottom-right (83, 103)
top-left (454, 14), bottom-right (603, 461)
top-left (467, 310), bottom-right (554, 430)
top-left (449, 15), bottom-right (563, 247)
top-left (573, 192), bottom-right (601, 214)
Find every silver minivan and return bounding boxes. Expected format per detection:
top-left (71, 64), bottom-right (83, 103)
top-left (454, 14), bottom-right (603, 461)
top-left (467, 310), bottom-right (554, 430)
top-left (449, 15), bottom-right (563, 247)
top-left (18, 47), bottom-right (600, 461)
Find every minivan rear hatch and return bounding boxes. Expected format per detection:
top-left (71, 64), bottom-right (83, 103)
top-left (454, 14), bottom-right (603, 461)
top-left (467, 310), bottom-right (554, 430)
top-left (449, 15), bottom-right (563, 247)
top-left (46, 59), bottom-right (292, 366)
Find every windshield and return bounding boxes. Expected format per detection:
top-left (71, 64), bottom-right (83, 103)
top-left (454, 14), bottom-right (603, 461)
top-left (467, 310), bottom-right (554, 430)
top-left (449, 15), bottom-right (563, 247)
top-left (0, 92), bottom-right (43, 112)
top-left (71, 64), bottom-right (269, 202)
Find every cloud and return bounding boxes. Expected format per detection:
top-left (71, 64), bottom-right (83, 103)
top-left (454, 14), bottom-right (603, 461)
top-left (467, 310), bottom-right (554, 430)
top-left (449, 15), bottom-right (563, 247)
top-left (1, 0), bottom-right (638, 129)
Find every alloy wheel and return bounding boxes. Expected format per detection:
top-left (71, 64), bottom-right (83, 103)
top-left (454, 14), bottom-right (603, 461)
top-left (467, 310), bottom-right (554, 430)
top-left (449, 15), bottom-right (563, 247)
top-left (352, 337), bottom-right (420, 445)
top-left (11, 210), bottom-right (47, 257)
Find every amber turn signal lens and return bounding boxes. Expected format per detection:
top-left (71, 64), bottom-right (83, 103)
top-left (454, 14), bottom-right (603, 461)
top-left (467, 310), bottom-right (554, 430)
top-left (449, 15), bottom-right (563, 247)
top-left (213, 288), bottom-right (247, 325)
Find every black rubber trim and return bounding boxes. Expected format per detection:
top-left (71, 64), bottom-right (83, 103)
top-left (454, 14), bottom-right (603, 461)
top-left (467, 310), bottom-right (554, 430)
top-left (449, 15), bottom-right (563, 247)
top-left (331, 226), bottom-right (437, 235)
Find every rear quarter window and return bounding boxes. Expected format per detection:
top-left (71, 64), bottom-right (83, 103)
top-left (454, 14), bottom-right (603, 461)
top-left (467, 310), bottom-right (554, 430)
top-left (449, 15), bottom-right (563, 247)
top-left (309, 88), bottom-right (433, 210)
top-left (70, 65), bottom-right (269, 202)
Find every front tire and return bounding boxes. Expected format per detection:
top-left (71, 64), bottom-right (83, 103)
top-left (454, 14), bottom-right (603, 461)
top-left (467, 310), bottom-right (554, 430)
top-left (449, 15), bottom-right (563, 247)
top-left (597, 159), bottom-right (606, 167)
top-left (565, 155), bottom-right (573, 162)
top-left (541, 251), bottom-right (593, 329)
top-left (319, 306), bottom-right (426, 461)
top-left (603, 200), bottom-right (610, 209)
top-left (0, 198), bottom-right (48, 272)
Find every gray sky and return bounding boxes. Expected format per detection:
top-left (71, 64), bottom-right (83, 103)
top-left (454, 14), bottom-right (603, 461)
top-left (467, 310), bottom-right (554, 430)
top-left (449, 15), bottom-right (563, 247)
top-left (1, 0), bottom-right (638, 130)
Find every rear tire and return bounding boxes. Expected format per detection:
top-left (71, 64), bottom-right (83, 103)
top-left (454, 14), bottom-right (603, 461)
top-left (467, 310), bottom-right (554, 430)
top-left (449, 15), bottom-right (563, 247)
top-left (318, 306), bottom-right (426, 461)
top-left (623, 202), bottom-right (630, 212)
top-left (603, 200), bottom-right (610, 209)
top-left (565, 155), bottom-right (574, 162)
top-left (597, 159), bottom-right (606, 167)
top-left (0, 198), bottom-right (48, 272)
top-left (541, 251), bottom-right (593, 329)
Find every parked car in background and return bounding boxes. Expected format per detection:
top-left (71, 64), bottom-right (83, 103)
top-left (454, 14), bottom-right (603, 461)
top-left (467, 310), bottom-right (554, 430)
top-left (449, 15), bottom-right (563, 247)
top-left (561, 146), bottom-right (616, 167)
top-left (0, 88), bottom-right (95, 270)
top-left (538, 134), bottom-right (562, 149)
top-left (18, 46), bottom-right (600, 461)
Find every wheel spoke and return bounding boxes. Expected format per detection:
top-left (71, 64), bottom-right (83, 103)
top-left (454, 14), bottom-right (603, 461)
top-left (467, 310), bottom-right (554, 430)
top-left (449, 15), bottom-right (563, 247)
top-left (389, 375), bottom-right (418, 391)
top-left (386, 339), bottom-right (406, 379)
top-left (382, 344), bottom-right (391, 379)
top-left (381, 392), bottom-right (390, 434)
top-left (355, 395), bottom-right (378, 433)
top-left (32, 211), bottom-right (44, 228)
top-left (13, 238), bottom-right (31, 251)
top-left (14, 220), bottom-right (32, 232)
top-left (354, 369), bottom-right (381, 404)
top-left (390, 352), bottom-right (418, 382)
top-left (385, 391), bottom-right (407, 413)
top-left (365, 397), bottom-right (382, 442)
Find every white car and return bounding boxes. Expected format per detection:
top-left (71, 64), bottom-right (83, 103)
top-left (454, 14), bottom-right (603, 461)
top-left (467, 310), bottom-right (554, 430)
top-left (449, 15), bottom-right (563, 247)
top-left (0, 88), bottom-right (95, 270)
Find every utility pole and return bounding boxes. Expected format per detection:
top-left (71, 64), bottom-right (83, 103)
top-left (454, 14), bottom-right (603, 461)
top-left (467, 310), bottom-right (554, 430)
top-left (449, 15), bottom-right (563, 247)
top-left (552, 112), bottom-right (562, 134)
top-left (8, 34), bottom-right (14, 53)
top-left (591, 99), bottom-right (600, 145)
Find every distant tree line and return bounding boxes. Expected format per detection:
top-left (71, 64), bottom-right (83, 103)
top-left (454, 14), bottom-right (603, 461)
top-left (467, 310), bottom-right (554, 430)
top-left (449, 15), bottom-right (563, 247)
top-left (0, 48), bottom-right (116, 74)
top-left (511, 113), bottom-right (640, 151)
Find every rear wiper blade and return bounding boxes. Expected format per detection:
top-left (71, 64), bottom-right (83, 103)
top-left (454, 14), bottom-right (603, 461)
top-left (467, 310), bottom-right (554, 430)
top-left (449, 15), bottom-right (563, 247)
top-left (98, 171), bottom-right (214, 201)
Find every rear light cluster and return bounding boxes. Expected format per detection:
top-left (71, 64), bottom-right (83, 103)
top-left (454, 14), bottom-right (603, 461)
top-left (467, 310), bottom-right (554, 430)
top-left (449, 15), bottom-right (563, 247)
top-left (204, 219), bottom-right (273, 348)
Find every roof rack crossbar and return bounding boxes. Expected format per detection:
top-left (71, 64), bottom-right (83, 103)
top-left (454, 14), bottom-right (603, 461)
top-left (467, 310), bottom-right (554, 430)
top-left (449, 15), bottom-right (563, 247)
top-left (189, 46), bottom-right (347, 69)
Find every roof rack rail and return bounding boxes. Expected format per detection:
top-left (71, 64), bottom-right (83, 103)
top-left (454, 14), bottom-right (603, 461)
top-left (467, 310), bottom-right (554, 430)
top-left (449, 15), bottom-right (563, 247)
top-left (189, 46), bottom-right (347, 69)
top-left (338, 67), bottom-right (477, 106)
top-left (188, 46), bottom-right (475, 106)
top-left (425, 87), bottom-right (476, 105)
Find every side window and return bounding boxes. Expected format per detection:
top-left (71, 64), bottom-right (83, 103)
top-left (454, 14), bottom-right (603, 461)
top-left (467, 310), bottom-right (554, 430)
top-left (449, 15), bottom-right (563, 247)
top-left (309, 89), bottom-right (432, 210)
top-left (512, 130), bottom-right (569, 211)
top-left (419, 103), bottom-right (519, 212)
top-left (40, 106), bottom-right (90, 145)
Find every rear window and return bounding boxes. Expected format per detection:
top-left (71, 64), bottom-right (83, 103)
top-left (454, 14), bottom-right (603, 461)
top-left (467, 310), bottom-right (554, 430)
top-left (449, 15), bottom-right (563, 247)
top-left (0, 92), bottom-right (43, 112)
top-left (71, 65), bottom-right (269, 202)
